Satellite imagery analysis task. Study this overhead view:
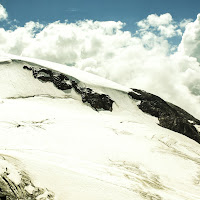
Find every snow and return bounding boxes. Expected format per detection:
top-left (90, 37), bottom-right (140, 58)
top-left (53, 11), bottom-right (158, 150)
top-left (0, 54), bottom-right (200, 199)
top-left (195, 125), bottom-right (200, 132)
top-left (25, 184), bottom-right (35, 194)
top-left (0, 55), bottom-right (12, 63)
top-left (0, 157), bottom-right (21, 185)
top-left (0, 61), bottom-right (67, 99)
top-left (7, 54), bottom-right (131, 93)
top-left (188, 120), bottom-right (194, 124)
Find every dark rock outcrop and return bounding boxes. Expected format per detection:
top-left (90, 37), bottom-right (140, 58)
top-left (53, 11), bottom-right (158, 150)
top-left (23, 65), bottom-right (114, 111)
top-left (167, 102), bottom-right (200, 124)
top-left (129, 88), bottom-right (200, 144)
top-left (70, 81), bottom-right (114, 111)
top-left (23, 65), bottom-right (72, 91)
top-left (81, 89), bottom-right (114, 111)
top-left (0, 155), bottom-right (55, 200)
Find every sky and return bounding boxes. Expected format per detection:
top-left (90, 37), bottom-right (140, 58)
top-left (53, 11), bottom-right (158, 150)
top-left (0, 1), bottom-right (200, 118)
top-left (1, 0), bottom-right (200, 33)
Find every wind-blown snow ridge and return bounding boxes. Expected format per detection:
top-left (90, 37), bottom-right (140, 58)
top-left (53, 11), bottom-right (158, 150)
top-left (7, 54), bottom-right (131, 93)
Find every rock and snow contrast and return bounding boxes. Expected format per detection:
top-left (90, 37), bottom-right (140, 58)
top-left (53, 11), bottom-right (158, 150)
top-left (0, 54), bottom-right (200, 199)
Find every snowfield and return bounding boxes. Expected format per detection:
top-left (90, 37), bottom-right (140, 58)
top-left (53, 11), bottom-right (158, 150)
top-left (0, 54), bottom-right (200, 199)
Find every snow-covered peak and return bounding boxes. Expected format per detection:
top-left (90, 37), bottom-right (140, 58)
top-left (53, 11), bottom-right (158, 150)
top-left (0, 54), bottom-right (200, 200)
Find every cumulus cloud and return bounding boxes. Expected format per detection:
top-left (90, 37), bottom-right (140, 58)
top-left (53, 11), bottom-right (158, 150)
top-left (0, 21), bottom-right (43, 55)
top-left (147, 13), bottom-right (173, 26)
top-left (179, 14), bottom-right (200, 62)
top-left (180, 18), bottom-right (193, 28)
top-left (0, 14), bottom-right (200, 118)
top-left (137, 13), bottom-right (182, 38)
top-left (0, 4), bottom-right (8, 21)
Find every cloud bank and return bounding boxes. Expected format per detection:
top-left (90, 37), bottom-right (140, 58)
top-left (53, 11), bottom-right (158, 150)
top-left (0, 8), bottom-right (200, 118)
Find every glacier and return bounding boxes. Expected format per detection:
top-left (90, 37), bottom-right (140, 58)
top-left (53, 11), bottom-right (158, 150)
top-left (0, 54), bottom-right (199, 199)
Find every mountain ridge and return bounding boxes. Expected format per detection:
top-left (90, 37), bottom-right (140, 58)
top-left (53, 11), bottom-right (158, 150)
top-left (1, 54), bottom-right (199, 143)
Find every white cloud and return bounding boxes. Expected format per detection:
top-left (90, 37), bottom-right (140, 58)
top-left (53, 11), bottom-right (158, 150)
top-left (0, 21), bottom-right (43, 55)
top-left (0, 14), bottom-right (200, 119)
top-left (158, 24), bottom-right (182, 37)
top-left (180, 18), bottom-right (193, 28)
top-left (147, 13), bottom-right (173, 26)
top-left (0, 4), bottom-right (8, 21)
top-left (179, 14), bottom-right (200, 62)
top-left (137, 13), bottom-right (182, 38)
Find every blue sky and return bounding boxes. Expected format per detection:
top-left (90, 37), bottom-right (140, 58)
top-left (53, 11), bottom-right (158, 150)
top-left (1, 0), bottom-right (200, 33)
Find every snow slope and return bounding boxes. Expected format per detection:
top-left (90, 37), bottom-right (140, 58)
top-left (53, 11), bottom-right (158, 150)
top-left (0, 54), bottom-right (200, 200)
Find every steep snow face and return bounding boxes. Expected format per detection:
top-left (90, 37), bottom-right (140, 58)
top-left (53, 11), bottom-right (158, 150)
top-left (0, 60), bottom-right (67, 99)
top-left (0, 55), bottom-right (200, 200)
